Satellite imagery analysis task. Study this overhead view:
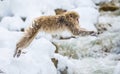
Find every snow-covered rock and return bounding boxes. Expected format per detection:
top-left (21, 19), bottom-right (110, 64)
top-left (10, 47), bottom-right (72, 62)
top-left (0, 27), bottom-right (57, 74)
top-left (0, 16), bottom-right (26, 31)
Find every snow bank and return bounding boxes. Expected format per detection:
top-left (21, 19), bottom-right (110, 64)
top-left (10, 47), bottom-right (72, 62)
top-left (0, 0), bottom-right (11, 17)
top-left (0, 16), bottom-right (26, 31)
top-left (54, 54), bottom-right (117, 74)
top-left (0, 27), bottom-right (57, 74)
top-left (114, 62), bottom-right (120, 74)
top-left (98, 15), bottom-right (120, 32)
top-left (1, 38), bottom-right (57, 74)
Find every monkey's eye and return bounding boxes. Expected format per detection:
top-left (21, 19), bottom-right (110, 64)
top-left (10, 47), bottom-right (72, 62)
top-left (77, 18), bottom-right (79, 23)
top-left (64, 10), bottom-right (67, 12)
top-left (77, 18), bottom-right (78, 21)
top-left (70, 14), bottom-right (73, 17)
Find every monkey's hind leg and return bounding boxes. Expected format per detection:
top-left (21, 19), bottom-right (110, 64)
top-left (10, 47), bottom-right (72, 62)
top-left (13, 47), bottom-right (22, 58)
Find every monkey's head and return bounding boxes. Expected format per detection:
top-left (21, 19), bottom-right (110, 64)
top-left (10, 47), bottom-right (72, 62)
top-left (64, 11), bottom-right (79, 20)
top-left (63, 11), bottom-right (80, 27)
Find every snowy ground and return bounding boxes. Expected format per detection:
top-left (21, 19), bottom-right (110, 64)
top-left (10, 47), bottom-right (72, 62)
top-left (0, 0), bottom-right (120, 74)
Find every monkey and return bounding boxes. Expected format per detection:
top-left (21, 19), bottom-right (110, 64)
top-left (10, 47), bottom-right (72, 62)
top-left (13, 11), bottom-right (97, 57)
top-left (55, 8), bottom-right (67, 15)
top-left (55, 9), bottom-right (83, 39)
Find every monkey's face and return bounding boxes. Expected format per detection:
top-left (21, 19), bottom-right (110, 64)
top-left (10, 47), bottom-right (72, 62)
top-left (65, 11), bottom-right (79, 24)
top-left (70, 15), bottom-right (79, 27)
top-left (74, 17), bottom-right (79, 25)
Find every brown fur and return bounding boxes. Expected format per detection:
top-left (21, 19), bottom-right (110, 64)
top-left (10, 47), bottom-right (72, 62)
top-left (13, 11), bottom-right (96, 57)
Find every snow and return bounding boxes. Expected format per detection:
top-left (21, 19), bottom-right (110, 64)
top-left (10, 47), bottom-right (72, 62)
top-left (0, 0), bottom-right (11, 17)
top-left (0, 26), bottom-right (56, 74)
top-left (72, 0), bottom-right (96, 7)
top-left (0, 34), bottom-right (57, 74)
top-left (0, 16), bottom-right (26, 31)
top-left (92, 0), bottom-right (112, 4)
top-left (55, 54), bottom-right (117, 74)
top-left (0, 0), bottom-right (120, 74)
top-left (114, 62), bottom-right (120, 74)
top-left (98, 15), bottom-right (120, 32)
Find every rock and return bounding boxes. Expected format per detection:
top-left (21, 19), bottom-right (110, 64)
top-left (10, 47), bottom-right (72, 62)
top-left (99, 2), bottom-right (119, 11)
top-left (95, 23), bottom-right (112, 34)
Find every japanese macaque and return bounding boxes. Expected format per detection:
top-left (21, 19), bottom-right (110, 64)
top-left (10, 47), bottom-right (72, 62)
top-left (13, 11), bottom-right (96, 57)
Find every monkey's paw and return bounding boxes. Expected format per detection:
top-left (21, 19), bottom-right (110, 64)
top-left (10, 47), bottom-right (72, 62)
top-left (90, 31), bottom-right (98, 37)
top-left (13, 48), bottom-right (22, 58)
top-left (13, 49), bottom-right (27, 58)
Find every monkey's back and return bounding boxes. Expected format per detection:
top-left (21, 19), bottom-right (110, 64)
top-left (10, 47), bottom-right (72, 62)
top-left (34, 15), bottom-right (68, 34)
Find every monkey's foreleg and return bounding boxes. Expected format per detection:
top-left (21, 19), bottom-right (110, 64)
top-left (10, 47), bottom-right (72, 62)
top-left (59, 36), bottom-right (76, 40)
top-left (78, 30), bottom-right (98, 36)
top-left (71, 28), bottom-right (98, 37)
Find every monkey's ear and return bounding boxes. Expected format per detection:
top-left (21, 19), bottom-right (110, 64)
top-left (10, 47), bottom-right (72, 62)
top-left (55, 8), bottom-right (67, 15)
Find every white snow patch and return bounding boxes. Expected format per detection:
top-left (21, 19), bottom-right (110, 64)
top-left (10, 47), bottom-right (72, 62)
top-left (0, 16), bottom-right (26, 31)
top-left (114, 62), bottom-right (120, 74)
